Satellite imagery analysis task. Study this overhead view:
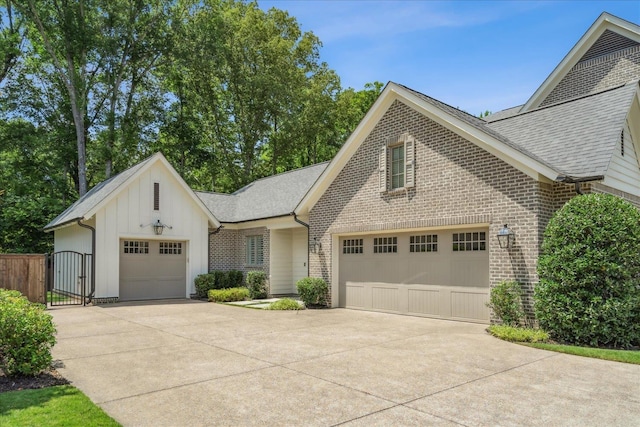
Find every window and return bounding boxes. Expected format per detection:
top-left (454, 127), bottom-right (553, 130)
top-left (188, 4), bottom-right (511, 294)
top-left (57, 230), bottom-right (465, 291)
top-left (154, 182), bottom-right (160, 211)
top-left (246, 235), bottom-right (263, 265)
top-left (159, 242), bottom-right (182, 255)
top-left (123, 241), bottom-right (149, 254)
top-left (391, 146), bottom-right (404, 189)
top-left (373, 236), bottom-right (397, 253)
top-left (410, 235), bottom-right (438, 252)
top-left (379, 133), bottom-right (415, 192)
top-left (452, 232), bottom-right (486, 252)
top-left (343, 239), bottom-right (363, 254)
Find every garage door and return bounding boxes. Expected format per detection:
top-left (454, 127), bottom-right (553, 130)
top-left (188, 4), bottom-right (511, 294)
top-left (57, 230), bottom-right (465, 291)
top-left (339, 229), bottom-right (490, 323)
top-left (119, 240), bottom-right (186, 301)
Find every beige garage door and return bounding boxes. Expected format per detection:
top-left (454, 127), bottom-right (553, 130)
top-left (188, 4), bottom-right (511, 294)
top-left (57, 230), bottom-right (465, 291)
top-left (339, 229), bottom-right (490, 323)
top-left (119, 240), bottom-right (186, 301)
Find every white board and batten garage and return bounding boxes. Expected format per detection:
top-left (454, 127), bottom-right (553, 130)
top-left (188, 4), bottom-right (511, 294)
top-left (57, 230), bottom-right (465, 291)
top-left (46, 153), bottom-right (220, 302)
top-left (338, 227), bottom-right (490, 323)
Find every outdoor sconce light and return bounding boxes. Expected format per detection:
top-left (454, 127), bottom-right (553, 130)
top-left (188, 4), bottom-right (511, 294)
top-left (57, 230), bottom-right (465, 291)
top-left (152, 219), bottom-right (173, 235)
top-left (310, 237), bottom-right (321, 254)
top-left (497, 224), bottom-right (515, 249)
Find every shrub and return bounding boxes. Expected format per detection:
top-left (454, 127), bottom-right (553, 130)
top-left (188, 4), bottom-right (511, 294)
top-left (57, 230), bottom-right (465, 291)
top-left (486, 281), bottom-right (525, 327)
top-left (535, 193), bottom-right (640, 348)
top-left (194, 274), bottom-right (216, 298)
top-left (246, 271), bottom-right (268, 299)
top-left (0, 289), bottom-right (57, 376)
top-left (208, 287), bottom-right (250, 302)
top-left (226, 270), bottom-right (244, 288)
top-left (211, 270), bottom-right (228, 290)
top-left (487, 325), bottom-right (549, 343)
top-left (267, 298), bottom-right (304, 310)
top-left (296, 277), bottom-right (328, 307)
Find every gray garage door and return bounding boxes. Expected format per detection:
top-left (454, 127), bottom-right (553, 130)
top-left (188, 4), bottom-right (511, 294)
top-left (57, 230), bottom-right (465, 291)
top-left (119, 240), bottom-right (186, 301)
top-left (339, 229), bottom-right (490, 323)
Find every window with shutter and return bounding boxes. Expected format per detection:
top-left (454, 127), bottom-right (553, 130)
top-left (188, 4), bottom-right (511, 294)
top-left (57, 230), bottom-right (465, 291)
top-left (380, 132), bottom-right (416, 193)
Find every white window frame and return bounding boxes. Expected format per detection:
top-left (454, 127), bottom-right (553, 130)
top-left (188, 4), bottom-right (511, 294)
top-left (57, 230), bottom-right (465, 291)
top-left (379, 132), bottom-right (415, 193)
top-left (246, 235), bottom-right (264, 266)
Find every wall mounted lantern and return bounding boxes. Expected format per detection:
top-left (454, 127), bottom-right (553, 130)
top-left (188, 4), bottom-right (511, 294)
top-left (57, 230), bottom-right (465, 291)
top-left (497, 224), bottom-right (515, 249)
top-left (310, 237), bottom-right (321, 254)
top-left (140, 219), bottom-right (173, 235)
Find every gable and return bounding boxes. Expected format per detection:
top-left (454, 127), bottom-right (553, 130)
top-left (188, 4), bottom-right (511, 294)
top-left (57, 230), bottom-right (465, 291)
top-left (523, 13), bottom-right (640, 112)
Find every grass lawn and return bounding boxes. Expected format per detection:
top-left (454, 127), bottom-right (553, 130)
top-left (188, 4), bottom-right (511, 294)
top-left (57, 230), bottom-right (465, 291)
top-left (524, 342), bottom-right (640, 365)
top-left (47, 291), bottom-right (70, 303)
top-left (0, 385), bottom-right (120, 426)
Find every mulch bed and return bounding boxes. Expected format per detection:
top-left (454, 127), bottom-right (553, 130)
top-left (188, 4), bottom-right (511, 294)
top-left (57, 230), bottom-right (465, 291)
top-left (0, 367), bottom-right (69, 393)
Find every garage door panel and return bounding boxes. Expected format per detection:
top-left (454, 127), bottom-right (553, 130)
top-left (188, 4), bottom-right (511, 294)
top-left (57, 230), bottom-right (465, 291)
top-left (119, 240), bottom-right (186, 301)
top-left (339, 228), bottom-right (489, 323)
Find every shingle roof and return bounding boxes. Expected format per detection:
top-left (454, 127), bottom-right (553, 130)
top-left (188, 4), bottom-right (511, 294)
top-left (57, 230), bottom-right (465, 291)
top-left (483, 105), bottom-right (523, 122)
top-left (486, 82), bottom-right (638, 178)
top-left (197, 162), bottom-right (328, 223)
top-left (44, 155), bottom-right (156, 230)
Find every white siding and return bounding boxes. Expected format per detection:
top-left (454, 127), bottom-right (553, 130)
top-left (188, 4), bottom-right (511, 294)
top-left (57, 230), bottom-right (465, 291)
top-left (291, 228), bottom-right (308, 286)
top-left (94, 161), bottom-right (210, 299)
top-left (269, 229), bottom-right (293, 294)
top-left (53, 219), bottom-right (94, 254)
top-left (604, 99), bottom-right (640, 196)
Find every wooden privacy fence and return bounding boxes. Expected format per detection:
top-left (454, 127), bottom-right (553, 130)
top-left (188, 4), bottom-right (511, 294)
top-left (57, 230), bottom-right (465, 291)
top-left (0, 254), bottom-right (46, 304)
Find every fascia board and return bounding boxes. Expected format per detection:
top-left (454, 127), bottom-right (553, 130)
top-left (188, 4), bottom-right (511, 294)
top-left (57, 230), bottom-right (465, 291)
top-left (397, 87), bottom-right (560, 181)
top-left (220, 216), bottom-right (304, 230)
top-left (523, 14), bottom-right (640, 112)
top-left (295, 84), bottom-right (397, 215)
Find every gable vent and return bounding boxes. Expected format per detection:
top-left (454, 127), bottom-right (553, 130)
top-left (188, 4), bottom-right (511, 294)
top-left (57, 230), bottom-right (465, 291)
top-left (154, 182), bottom-right (160, 211)
top-left (578, 29), bottom-right (639, 63)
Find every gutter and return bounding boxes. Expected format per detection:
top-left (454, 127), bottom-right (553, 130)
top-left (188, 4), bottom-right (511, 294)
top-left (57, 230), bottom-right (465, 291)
top-left (207, 225), bottom-right (224, 273)
top-left (44, 217), bottom-right (84, 233)
top-left (291, 213), bottom-right (310, 277)
top-left (76, 220), bottom-right (96, 304)
top-left (556, 175), bottom-right (604, 195)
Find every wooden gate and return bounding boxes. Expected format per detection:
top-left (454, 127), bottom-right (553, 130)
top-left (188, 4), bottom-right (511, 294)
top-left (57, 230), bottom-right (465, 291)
top-left (0, 254), bottom-right (47, 304)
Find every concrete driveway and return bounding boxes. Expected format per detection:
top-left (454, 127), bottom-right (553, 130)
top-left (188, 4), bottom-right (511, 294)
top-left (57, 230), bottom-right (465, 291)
top-left (50, 300), bottom-right (640, 426)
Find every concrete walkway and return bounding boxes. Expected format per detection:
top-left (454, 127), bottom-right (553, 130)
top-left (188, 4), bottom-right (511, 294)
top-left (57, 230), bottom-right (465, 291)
top-left (50, 300), bottom-right (640, 426)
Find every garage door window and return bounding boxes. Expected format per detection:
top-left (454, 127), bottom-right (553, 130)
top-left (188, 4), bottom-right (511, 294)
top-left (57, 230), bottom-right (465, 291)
top-left (343, 239), bottom-right (363, 254)
top-left (453, 232), bottom-right (486, 252)
top-left (159, 242), bottom-right (182, 255)
top-left (123, 241), bottom-right (149, 254)
top-left (373, 237), bottom-right (397, 253)
top-left (410, 235), bottom-right (438, 252)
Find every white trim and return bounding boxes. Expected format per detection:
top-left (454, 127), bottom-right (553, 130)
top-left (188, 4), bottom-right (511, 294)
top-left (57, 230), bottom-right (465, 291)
top-left (522, 13), bottom-right (640, 112)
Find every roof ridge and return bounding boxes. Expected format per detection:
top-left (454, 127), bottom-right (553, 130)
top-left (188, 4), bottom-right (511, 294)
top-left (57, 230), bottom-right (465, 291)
top-left (232, 161), bottom-right (330, 194)
top-left (488, 81), bottom-right (636, 123)
top-left (393, 82), bottom-right (485, 122)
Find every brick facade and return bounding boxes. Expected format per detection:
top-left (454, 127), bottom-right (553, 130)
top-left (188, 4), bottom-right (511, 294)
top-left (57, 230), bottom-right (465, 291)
top-left (308, 100), bottom-right (584, 313)
top-left (541, 45), bottom-right (640, 106)
top-left (208, 227), bottom-right (270, 289)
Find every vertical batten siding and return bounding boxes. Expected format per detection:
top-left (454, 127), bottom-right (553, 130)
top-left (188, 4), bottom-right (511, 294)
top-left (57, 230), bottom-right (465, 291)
top-left (93, 161), bottom-right (211, 299)
top-left (604, 102), bottom-right (640, 196)
top-left (291, 228), bottom-right (308, 286)
top-left (269, 229), bottom-right (293, 293)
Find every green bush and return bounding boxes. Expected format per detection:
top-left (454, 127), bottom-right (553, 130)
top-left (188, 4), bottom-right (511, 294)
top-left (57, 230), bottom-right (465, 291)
top-left (535, 193), bottom-right (640, 348)
top-left (296, 277), bottom-right (328, 307)
top-left (486, 281), bottom-right (525, 327)
top-left (211, 270), bottom-right (228, 290)
top-left (487, 325), bottom-right (549, 343)
top-left (0, 289), bottom-right (57, 376)
top-left (208, 287), bottom-right (250, 302)
top-left (226, 270), bottom-right (244, 288)
top-left (267, 298), bottom-right (304, 310)
top-left (246, 271), bottom-right (268, 299)
top-left (194, 273), bottom-right (216, 298)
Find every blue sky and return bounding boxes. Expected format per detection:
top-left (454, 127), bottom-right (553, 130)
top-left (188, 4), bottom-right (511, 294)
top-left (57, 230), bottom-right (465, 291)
top-left (257, 1), bottom-right (640, 115)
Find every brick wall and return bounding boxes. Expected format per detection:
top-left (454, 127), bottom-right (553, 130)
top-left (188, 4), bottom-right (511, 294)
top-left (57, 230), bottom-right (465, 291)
top-left (309, 100), bottom-right (556, 310)
top-left (541, 45), bottom-right (640, 106)
top-left (208, 226), bottom-right (270, 289)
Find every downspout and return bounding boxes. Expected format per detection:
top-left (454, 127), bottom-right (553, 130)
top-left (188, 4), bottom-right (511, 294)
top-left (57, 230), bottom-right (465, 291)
top-left (77, 220), bottom-right (95, 304)
top-left (207, 225), bottom-right (224, 273)
top-left (556, 175), bottom-right (604, 195)
top-left (292, 213), bottom-right (310, 277)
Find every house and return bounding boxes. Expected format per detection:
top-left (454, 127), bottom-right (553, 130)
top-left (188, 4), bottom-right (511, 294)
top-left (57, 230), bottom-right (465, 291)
top-left (46, 12), bottom-right (640, 323)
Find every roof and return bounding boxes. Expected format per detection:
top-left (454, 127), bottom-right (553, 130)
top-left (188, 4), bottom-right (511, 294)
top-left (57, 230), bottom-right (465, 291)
top-left (484, 106), bottom-right (523, 123)
top-left (45, 153), bottom-right (220, 231)
top-left (197, 162), bottom-right (328, 223)
top-left (487, 82), bottom-right (638, 178)
top-left (522, 12), bottom-right (640, 112)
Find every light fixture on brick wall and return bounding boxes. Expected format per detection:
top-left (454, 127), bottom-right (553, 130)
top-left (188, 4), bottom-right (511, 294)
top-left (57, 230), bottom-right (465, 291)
top-left (497, 224), bottom-right (515, 249)
top-left (310, 237), bottom-right (321, 254)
